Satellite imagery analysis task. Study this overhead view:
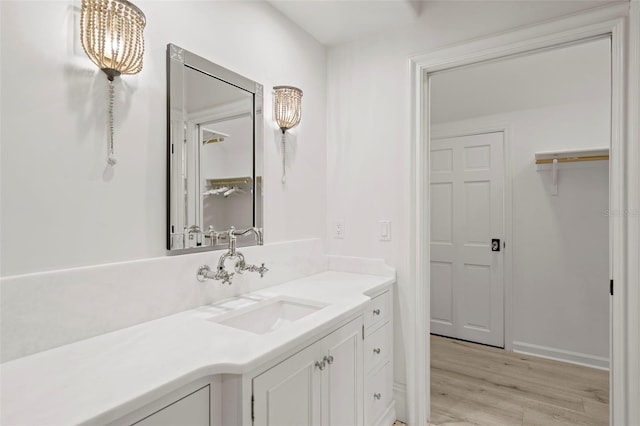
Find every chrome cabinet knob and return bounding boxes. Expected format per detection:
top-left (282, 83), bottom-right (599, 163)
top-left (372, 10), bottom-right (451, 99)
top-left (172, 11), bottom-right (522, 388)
top-left (373, 348), bottom-right (381, 354)
top-left (374, 393), bottom-right (382, 400)
top-left (324, 355), bottom-right (334, 365)
top-left (315, 360), bottom-right (326, 371)
top-left (373, 308), bottom-right (381, 316)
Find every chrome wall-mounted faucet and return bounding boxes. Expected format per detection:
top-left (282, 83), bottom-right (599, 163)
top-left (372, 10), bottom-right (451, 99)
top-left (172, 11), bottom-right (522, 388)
top-left (197, 227), bottom-right (267, 285)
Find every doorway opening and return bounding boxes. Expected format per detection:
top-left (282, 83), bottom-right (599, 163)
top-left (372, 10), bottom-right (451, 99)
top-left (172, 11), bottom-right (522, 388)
top-left (409, 6), bottom-right (638, 426)
top-left (426, 36), bottom-right (611, 425)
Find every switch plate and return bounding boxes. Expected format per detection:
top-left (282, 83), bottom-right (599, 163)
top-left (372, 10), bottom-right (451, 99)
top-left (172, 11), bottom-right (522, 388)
top-left (335, 220), bottom-right (345, 239)
top-left (379, 220), bottom-right (391, 241)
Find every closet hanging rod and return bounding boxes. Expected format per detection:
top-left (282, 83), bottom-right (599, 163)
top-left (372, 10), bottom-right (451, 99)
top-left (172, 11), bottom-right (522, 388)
top-left (535, 155), bottom-right (609, 165)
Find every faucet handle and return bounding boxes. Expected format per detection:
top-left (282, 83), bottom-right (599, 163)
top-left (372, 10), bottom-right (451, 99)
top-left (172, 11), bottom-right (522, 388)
top-left (187, 224), bottom-right (201, 234)
top-left (222, 271), bottom-right (235, 285)
top-left (259, 263), bottom-right (269, 278)
top-left (197, 265), bottom-right (213, 282)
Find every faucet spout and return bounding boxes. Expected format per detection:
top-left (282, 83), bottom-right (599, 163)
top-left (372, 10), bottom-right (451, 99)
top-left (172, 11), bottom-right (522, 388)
top-left (196, 227), bottom-right (266, 285)
top-left (232, 227), bottom-right (263, 245)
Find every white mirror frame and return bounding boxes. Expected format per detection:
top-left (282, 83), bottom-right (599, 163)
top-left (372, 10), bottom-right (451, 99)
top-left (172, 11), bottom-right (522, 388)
top-left (409, 4), bottom-right (639, 426)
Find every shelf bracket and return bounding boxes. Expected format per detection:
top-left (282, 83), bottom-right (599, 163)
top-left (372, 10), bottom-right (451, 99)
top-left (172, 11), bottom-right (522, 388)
top-left (551, 158), bottom-right (559, 196)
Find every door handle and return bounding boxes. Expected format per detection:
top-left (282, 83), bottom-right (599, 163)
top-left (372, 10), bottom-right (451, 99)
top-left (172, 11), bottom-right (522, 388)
top-left (491, 239), bottom-right (501, 252)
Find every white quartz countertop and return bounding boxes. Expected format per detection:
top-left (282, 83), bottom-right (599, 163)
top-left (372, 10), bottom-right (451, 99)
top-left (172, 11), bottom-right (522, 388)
top-left (0, 271), bottom-right (394, 426)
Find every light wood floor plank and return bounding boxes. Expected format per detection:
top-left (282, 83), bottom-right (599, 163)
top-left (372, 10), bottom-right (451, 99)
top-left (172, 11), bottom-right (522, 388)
top-left (430, 335), bottom-right (609, 426)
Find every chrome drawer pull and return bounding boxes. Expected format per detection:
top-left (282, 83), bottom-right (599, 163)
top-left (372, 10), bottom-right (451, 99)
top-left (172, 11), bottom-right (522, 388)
top-left (324, 355), bottom-right (334, 365)
top-left (374, 393), bottom-right (382, 400)
top-left (373, 348), bottom-right (381, 354)
top-left (373, 309), bottom-right (381, 316)
top-left (315, 360), bottom-right (326, 371)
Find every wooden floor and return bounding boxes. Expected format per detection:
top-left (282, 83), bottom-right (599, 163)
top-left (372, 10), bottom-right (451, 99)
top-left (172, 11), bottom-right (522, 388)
top-left (429, 335), bottom-right (609, 426)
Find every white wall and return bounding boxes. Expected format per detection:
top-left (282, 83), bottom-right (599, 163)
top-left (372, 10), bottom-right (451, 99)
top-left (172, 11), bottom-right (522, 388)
top-left (433, 99), bottom-right (610, 368)
top-left (0, 0), bottom-right (327, 277)
top-left (325, 1), bottom-right (613, 420)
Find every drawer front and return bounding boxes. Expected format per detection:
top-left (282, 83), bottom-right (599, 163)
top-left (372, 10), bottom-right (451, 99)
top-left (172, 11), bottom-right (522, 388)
top-left (365, 322), bottom-right (392, 373)
top-left (364, 361), bottom-right (392, 425)
top-left (365, 291), bottom-right (391, 330)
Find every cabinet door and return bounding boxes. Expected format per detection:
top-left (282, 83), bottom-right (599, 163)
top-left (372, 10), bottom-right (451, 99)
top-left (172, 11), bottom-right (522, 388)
top-left (253, 343), bottom-right (323, 426)
top-left (132, 385), bottom-right (210, 426)
top-left (323, 318), bottom-right (364, 426)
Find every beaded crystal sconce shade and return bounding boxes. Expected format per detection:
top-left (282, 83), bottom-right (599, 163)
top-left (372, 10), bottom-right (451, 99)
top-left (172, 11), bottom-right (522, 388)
top-left (273, 86), bottom-right (303, 184)
top-left (80, 0), bottom-right (146, 166)
top-left (80, 0), bottom-right (146, 81)
top-left (274, 86), bottom-right (303, 133)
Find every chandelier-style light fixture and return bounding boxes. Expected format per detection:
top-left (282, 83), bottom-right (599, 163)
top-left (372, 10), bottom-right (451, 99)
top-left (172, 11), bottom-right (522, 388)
top-left (273, 86), bottom-right (303, 184)
top-left (80, 0), bottom-right (146, 165)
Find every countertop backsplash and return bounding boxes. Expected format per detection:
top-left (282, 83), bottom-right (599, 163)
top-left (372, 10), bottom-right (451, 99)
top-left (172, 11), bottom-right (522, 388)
top-left (0, 238), bottom-right (329, 363)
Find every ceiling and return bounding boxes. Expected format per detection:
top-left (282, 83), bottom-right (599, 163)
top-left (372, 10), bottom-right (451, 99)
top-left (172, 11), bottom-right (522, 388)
top-left (185, 67), bottom-right (251, 115)
top-left (264, 0), bottom-right (613, 47)
top-left (430, 37), bottom-right (611, 124)
top-left (265, 0), bottom-right (420, 46)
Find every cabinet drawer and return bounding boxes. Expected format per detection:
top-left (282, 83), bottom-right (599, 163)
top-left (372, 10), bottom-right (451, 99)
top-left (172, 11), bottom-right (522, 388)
top-left (365, 291), bottom-right (391, 330)
top-left (365, 322), bottom-right (392, 373)
top-left (364, 361), bottom-right (391, 425)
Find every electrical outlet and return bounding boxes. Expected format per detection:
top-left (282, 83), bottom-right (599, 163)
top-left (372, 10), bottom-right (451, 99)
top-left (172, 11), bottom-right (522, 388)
top-left (379, 220), bottom-right (391, 241)
top-left (335, 220), bottom-right (345, 239)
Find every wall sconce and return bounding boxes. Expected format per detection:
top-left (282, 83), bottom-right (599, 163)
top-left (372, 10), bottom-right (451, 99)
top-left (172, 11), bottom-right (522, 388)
top-left (273, 86), bottom-right (303, 184)
top-left (80, 0), bottom-right (146, 165)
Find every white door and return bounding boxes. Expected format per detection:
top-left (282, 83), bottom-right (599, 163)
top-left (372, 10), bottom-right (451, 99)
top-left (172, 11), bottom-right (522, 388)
top-left (323, 318), bottom-right (363, 426)
top-left (430, 132), bottom-right (505, 347)
top-left (253, 342), bottom-right (323, 426)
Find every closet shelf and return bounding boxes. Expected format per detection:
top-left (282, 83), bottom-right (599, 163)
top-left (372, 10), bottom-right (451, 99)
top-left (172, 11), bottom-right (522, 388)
top-left (535, 147), bottom-right (608, 196)
top-left (534, 147), bottom-right (609, 164)
top-left (202, 130), bottom-right (230, 145)
top-left (205, 176), bottom-right (261, 186)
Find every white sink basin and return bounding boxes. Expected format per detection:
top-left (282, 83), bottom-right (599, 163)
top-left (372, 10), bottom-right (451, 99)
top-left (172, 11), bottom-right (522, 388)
top-left (211, 298), bottom-right (326, 334)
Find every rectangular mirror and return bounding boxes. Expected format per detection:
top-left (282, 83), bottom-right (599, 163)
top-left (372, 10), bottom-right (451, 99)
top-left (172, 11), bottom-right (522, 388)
top-left (167, 44), bottom-right (263, 253)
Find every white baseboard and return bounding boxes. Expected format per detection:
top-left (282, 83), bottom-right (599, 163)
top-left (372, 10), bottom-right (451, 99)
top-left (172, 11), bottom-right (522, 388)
top-left (512, 341), bottom-right (609, 370)
top-left (393, 381), bottom-right (407, 423)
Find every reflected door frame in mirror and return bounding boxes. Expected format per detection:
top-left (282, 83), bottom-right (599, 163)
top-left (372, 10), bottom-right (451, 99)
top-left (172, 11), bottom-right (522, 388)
top-left (166, 43), bottom-right (263, 254)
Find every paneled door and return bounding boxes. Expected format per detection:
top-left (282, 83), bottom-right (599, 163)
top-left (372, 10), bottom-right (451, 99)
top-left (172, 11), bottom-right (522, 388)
top-left (324, 318), bottom-right (363, 426)
top-left (430, 132), bottom-right (505, 347)
top-left (253, 342), bottom-right (323, 426)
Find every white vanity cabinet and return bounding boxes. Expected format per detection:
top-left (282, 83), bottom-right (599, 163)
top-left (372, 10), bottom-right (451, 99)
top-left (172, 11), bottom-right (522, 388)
top-left (1, 271), bottom-right (397, 426)
top-left (252, 286), bottom-right (395, 426)
top-left (252, 316), bottom-right (363, 426)
top-left (364, 289), bottom-right (395, 426)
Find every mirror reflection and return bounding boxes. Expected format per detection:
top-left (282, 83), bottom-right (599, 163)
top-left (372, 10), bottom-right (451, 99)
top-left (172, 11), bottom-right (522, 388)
top-left (167, 44), bottom-right (263, 253)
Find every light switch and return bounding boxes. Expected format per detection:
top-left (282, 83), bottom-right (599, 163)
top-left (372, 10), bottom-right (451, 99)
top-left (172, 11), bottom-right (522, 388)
top-left (379, 220), bottom-right (391, 241)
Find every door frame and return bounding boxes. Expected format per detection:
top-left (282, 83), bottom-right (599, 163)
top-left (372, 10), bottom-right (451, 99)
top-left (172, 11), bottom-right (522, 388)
top-left (409, 3), bottom-right (639, 426)
top-left (430, 126), bottom-right (513, 351)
